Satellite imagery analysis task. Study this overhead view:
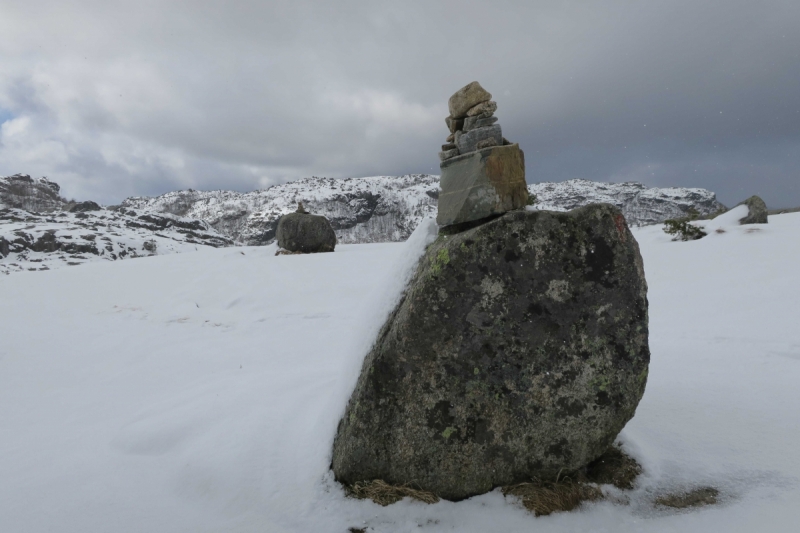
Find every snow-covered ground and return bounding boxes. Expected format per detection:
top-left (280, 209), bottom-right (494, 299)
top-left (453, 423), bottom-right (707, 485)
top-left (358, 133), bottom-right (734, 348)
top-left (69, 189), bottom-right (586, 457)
top-left (1, 212), bottom-right (798, 532)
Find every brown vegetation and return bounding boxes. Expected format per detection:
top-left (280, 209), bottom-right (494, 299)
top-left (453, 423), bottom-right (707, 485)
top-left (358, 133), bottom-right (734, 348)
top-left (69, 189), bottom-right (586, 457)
top-left (346, 479), bottom-right (440, 506)
top-left (502, 477), bottom-right (603, 517)
top-left (343, 444), bottom-right (644, 517)
top-left (655, 487), bottom-right (719, 509)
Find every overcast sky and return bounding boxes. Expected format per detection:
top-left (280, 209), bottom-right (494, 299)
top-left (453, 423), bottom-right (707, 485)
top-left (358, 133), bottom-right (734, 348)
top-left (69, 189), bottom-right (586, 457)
top-left (1, 0), bottom-right (798, 207)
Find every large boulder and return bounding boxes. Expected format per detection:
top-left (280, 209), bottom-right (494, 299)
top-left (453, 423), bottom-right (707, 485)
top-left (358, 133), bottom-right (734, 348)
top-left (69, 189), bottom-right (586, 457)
top-left (437, 144), bottom-right (528, 227)
top-left (67, 201), bottom-right (102, 212)
top-left (736, 195), bottom-right (768, 224)
top-left (276, 212), bottom-right (336, 253)
top-left (332, 204), bottom-right (650, 500)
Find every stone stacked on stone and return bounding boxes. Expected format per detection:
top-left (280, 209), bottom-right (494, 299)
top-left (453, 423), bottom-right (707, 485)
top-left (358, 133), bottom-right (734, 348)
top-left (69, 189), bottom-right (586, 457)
top-left (276, 203), bottom-right (337, 253)
top-left (437, 82), bottom-right (528, 227)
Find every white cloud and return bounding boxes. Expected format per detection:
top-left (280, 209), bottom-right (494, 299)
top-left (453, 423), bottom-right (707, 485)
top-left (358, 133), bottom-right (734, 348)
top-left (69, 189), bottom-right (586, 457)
top-left (0, 0), bottom-right (798, 206)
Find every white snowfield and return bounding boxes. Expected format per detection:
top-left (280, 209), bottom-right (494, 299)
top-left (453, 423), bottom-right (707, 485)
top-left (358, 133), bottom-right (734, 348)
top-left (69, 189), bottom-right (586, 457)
top-left (1, 213), bottom-right (798, 533)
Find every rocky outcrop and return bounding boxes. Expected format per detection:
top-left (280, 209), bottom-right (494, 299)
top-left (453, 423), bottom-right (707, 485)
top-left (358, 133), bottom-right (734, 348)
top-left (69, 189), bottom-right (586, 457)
top-left (122, 177), bottom-right (726, 244)
top-left (276, 204), bottom-right (337, 253)
top-left (736, 195), bottom-right (768, 224)
top-left (332, 204), bottom-right (650, 500)
top-left (0, 206), bottom-right (232, 275)
top-left (529, 179), bottom-right (727, 225)
top-left (0, 174), bottom-right (65, 213)
top-left (121, 175), bottom-right (440, 246)
top-left (4, 173), bottom-right (729, 253)
top-left (66, 201), bottom-right (102, 212)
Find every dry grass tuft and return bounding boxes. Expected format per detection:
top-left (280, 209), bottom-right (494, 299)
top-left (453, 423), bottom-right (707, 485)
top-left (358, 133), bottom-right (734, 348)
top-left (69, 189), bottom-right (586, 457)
top-left (274, 249), bottom-right (305, 256)
top-left (655, 487), bottom-right (719, 509)
top-left (585, 444), bottom-right (642, 490)
top-left (502, 477), bottom-right (603, 517)
top-left (347, 479), bottom-right (440, 506)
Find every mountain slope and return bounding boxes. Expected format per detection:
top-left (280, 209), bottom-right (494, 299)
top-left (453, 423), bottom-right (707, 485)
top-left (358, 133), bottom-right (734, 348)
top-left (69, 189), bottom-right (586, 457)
top-left (122, 176), bottom-right (726, 245)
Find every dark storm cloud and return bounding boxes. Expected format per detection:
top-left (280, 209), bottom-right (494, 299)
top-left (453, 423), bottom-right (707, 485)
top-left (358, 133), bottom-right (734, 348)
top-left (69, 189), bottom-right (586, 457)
top-left (0, 0), bottom-right (798, 206)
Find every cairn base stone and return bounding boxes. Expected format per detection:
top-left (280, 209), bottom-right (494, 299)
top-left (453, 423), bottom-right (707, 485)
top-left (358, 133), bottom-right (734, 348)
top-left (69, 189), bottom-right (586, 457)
top-left (437, 143), bottom-right (528, 226)
top-left (332, 205), bottom-right (650, 500)
top-left (276, 212), bottom-right (336, 253)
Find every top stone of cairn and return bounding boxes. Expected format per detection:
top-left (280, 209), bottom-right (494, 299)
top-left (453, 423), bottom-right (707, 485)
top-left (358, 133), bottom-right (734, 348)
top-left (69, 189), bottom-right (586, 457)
top-left (448, 81), bottom-right (492, 119)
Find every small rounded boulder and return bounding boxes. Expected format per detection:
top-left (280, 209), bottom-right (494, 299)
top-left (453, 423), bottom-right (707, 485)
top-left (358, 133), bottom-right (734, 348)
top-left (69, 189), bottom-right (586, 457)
top-left (276, 212), bottom-right (337, 253)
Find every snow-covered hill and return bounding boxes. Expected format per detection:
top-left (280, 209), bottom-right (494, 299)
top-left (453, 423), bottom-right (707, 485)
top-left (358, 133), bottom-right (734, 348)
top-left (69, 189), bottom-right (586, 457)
top-left (122, 176), bottom-right (726, 245)
top-left (2, 173), bottom-right (728, 274)
top-left (529, 179), bottom-right (726, 225)
top-left (0, 207), bottom-right (233, 275)
top-left (1, 212), bottom-right (798, 532)
top-left (1, 174), bottom-right (234, 275)
top-left (120, 174), bottom-right (440, 245)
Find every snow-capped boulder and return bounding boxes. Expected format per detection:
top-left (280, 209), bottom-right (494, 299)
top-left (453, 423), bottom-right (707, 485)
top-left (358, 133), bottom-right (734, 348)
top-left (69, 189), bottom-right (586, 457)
top-left (332, 204), bottom-right (650, 500)
top-left (736, 195), bottom-right (768, 224)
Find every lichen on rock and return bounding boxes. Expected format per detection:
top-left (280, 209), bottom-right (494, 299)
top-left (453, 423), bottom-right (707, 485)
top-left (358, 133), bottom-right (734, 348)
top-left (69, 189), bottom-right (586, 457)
top-left (332, 204), bottom-right (650, 501)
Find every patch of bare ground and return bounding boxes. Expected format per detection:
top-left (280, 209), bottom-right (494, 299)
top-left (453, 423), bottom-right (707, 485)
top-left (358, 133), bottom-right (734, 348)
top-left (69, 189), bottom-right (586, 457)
top-left (502, 477), bottom-right (603, 516)
top-left (585, 444), bottom-right (643, 490)
top-left (655, 487), bottom-right (719, 509)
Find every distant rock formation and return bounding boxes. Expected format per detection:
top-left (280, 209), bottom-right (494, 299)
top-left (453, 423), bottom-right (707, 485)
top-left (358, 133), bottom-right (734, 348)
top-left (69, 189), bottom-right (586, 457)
top-left (529, 179), bottom-right (726, 226)
top-left (0, 206), bottom-right (232, 275)
top-left (122, 176), bottom-right (726, 245)
top-left (3, 173), bottom-right (729, 254)
top-left (0, 174), bottom-right (233, 275)
top-left (0, 174), bottom-right (64, 212)
top-left (120, 174), bottom-right (440, 246)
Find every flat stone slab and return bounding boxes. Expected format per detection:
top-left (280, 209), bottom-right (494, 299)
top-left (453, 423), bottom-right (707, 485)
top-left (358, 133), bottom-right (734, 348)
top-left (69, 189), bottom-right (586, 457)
top-left (437, 143), bottom-right (528, 226)
top-left (456, 124), bottom-right (503, 154)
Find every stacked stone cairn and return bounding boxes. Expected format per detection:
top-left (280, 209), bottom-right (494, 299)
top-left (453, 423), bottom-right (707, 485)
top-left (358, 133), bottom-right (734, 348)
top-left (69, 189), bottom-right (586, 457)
top-left (437, 81), bottom-right (529, 227)
top-left (332, 82), bottom-right (650, 502)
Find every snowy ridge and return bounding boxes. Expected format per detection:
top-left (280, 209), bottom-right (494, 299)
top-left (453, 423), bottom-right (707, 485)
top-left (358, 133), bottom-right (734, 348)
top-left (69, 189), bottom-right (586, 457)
top-left (529, 179), bottom-right (726, 225)
top-left (123, 176), bottom-right (725, 245)
top-left (0, 207), bottom-right (232, 275)
top-left (121, 174), bottom-right (440, 245)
